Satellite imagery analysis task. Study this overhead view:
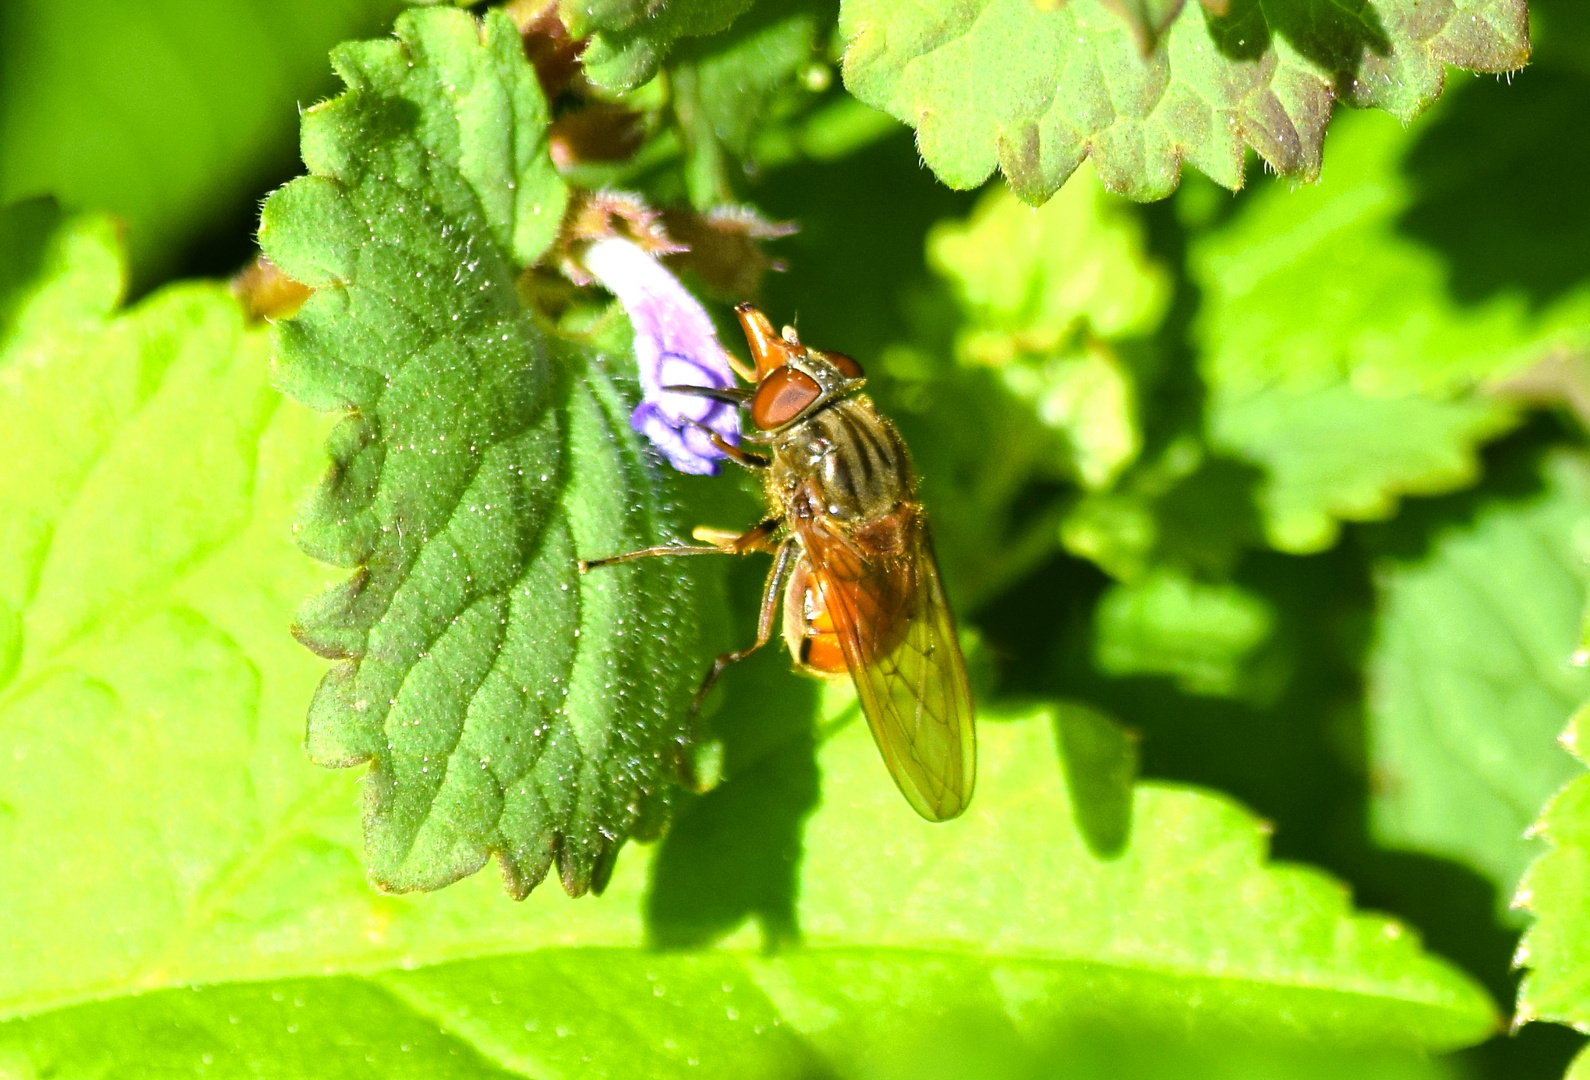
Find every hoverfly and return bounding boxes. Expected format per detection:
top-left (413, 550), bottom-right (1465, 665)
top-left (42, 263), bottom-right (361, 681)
top-left (581, 305), bottom-right (975, 820)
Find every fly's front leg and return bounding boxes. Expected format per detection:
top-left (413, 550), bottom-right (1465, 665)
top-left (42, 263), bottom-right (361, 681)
top-left (690, 539), bottom-right (795, 716)
top-left (683, 420), bottom-right (769, 470)
top-left (577, 518), bottom-right (780, 572)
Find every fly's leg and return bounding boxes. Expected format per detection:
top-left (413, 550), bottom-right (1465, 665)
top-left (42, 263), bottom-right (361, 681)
top-left (675, 539), bottom-right (796, 793)
top-left (690, 538), bottom-right (795, 716)
top-left (577, 519), bottom-right (792, 791)
top-left (681, 419), bottom-right (769, 469)
top-left (709, 436), bottom-right (770, 470)
top-left (577, 518), bottom-right (779, 572)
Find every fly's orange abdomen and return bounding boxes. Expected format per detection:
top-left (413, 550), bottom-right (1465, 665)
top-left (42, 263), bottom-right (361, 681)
top-left (782, 557), bottom-right (848, 675)
top-left (802, 631), bottom-right (847, 673)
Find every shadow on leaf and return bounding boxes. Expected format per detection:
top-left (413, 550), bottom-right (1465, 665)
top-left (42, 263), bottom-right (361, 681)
top-left (1205, 0), bottom-right (1391, 74)
top-left (976, 418), bottom-right (1587, 1077)
top-left (1053, 702), bottom-right (1138, 858)
top-left (646, 566), bottom-right (823, 949)
top-left (1400, 66), bottom-right (1590, 310)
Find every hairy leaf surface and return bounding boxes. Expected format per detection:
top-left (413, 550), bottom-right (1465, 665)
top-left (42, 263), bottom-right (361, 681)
top-left (838, 0), bottom-right (1527, 203)
top-left (259, 7), bottom-right (701, 899)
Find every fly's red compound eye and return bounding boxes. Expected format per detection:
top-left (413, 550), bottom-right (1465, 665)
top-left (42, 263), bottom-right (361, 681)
top-left (751, 366), bottom-right (822, 429)
top-left (816, 349), bottom-right (864, 379)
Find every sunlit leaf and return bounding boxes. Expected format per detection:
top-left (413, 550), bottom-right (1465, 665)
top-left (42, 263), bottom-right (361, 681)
top-left (838, 0), bottom-right (1527, 203)
top-left (0, 953), bottom-right (1470, 1080)
top-left (1368, 452), bottom-right (1590, 909)
top-left (1093, 567), bottom-right (1274, 698)
top-left (1, 637), bottom-right (1501, 1058)
top-left (1516, 702), bottom-right (1590, 1042)
top-left (0, 203), bottom-right (340, 1018)
top-left (0, 235), bottom-right (1500, 1048)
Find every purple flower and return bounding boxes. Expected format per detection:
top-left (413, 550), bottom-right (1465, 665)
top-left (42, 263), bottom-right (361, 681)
top-left (581, 236), bottom-right (741, 475)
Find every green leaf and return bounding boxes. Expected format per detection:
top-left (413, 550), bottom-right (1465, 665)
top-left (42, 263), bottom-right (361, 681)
top-left (670, 1), bottom-right (828, 207)
top-left (1368, 452), bottom-right (1590, 908)
top-left (1099, 0), bottom-right (1192, 50)
top-left (1516, 702), bottom-right (1590, 1037)
top-left (1093, 566), bottom-right (1275, 698)
top-left (927, 163), bottom-right (1168, 490)
top-left (0, 204), bottom-right (340, 1018)
top-left (0, 954), bottom-right (1471, 1079)
top-left (0, 0), bottom-right (400, 283)
top-left (1193, 108), bottom-right (1590, 553)
top-left (837, 0), bottom-right (1527, 203)
top-left (1, 646), bottom-right (1501, 1057)
top-left (568, 0), bottom-right (760, 93)
top-left (929, 163), bottom-right (1169, 347)
top-left (259, 6), bottom-right (700, 899)
top-left (0, 236), bottom-right (1500, 1049)
top-left (1062, 452), bottom-right (1267, 581)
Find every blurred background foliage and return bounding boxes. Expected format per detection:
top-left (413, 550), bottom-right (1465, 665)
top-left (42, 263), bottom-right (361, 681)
top-left (4, 0), bottom-right (1590, 1076)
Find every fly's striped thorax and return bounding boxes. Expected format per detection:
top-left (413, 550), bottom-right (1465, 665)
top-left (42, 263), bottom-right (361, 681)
top-left (769, 394), bottom-right (915, 523)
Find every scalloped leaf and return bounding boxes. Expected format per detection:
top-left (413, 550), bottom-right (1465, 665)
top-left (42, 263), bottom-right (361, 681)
top-left (1516, 701), bottom-right (1590, 1033)
top-left (565, 0), bottom-right (759, 93)
top-left (0, 260), bottom-right (1500, 1048)
top-left (838, 0), bottom-right (1527, 203)
top-left (258, 7), bottom-right (701, 899)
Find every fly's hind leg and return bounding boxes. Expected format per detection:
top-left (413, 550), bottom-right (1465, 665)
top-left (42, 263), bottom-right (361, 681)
top-left (690, 538), bottom-right (795, 715)
top-left (577, 519), bottom-right (793, 791)
top-left (675, 538), bottom-right (796, 792)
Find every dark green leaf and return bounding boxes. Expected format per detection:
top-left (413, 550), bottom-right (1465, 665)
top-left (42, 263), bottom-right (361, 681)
top-left (259, 7), bottom-right (700, 898)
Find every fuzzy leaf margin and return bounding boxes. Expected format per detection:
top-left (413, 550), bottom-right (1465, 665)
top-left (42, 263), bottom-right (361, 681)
top-left (1517, 701), bottom-right (1590, 1035)
top-left (838, 0), bottom-right (1528, 203)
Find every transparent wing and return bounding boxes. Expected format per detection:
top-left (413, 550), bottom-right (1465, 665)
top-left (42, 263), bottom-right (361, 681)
top-left (799, 506), bottom-right (976, 821)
